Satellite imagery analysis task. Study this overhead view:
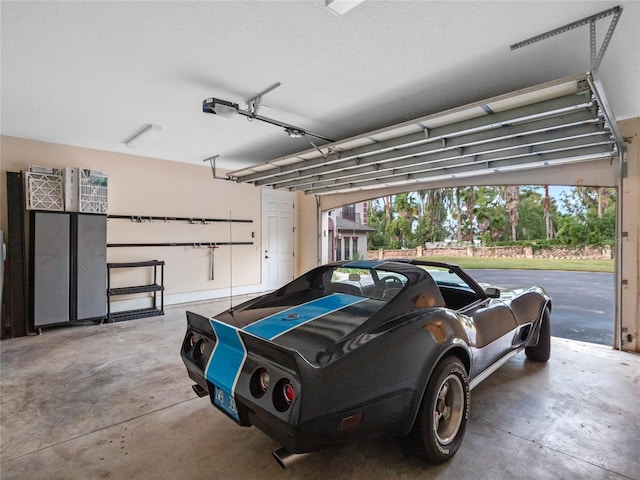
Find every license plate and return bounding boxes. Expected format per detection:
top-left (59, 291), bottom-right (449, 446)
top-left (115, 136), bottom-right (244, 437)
top-left (213, 385), bottom-right (240, 421)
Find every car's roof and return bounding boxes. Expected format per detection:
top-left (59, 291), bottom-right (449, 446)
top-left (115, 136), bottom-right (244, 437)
top-left (333, 259), bottom-right (461, 275)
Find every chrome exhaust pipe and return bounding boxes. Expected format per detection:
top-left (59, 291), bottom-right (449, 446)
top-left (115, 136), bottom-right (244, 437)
top-left (272, 447), bottom-right (310, 469)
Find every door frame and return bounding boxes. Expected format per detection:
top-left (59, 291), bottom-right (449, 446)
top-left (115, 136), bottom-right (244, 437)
top-left (261, 188), bottom-right (296, 290)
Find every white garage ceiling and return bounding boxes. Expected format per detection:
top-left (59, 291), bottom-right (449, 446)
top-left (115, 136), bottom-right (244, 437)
top-left (1, 1), bottom-right (639, 172)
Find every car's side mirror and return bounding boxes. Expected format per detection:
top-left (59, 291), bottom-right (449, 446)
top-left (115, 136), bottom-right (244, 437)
top-left (485, 287), bottom-right (501, 298)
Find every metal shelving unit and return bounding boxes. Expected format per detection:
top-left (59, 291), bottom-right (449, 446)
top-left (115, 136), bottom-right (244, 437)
top-left (107, 260), bottom-right (164, 322)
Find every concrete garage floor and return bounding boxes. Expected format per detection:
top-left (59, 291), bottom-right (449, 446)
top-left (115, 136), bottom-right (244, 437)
top-left (1, 298), bottom-right (639, 480)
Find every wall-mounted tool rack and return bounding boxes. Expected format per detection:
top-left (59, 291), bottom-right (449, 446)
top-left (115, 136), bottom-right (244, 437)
top-left (105, 213), bottom-right (254, 293)
top-left (107, 242), bottom-right (252, 247)
top-left (106, 213), bottom-right (254, 248)
top-left (107, 214), bottom-right (253, 224)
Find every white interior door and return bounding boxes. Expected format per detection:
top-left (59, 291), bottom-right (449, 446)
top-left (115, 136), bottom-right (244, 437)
top-left (262, 189), bottom-right (295, 291)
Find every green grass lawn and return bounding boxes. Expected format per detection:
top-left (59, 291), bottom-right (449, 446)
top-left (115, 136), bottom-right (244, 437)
top-left (416, 256), bottom-right (614, 273)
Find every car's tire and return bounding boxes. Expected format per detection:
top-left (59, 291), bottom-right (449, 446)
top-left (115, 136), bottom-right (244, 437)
top-left (525, 307), bottom-right (551, 362)
top-left (410, 356), bottom-right (470, 464)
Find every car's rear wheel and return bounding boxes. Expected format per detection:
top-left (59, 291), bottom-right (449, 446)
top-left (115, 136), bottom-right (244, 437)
top-left (525, 307), bottom-right (551, 362)
top-left (410, 356), bottom-right (469, 463)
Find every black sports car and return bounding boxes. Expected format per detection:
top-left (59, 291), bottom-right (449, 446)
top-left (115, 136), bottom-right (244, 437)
top-left (181, 259), bottom-right (551, 467)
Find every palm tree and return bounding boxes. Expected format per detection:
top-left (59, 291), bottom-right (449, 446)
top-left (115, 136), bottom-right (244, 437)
top-left (504, 185), bottom-right (519, 241)
top-left (597, 187), bottom-right (611, 218)
top-left (394, 193), bottom-right (419, 221)
top-left (421, 188), bottom-right (451, 243)
top-left (474, 186), bottom-right (506, 243)
top-left (464, 187), bottom-right (476, 242)
top-left (454, 187), bottom-right (464, 242)
top-left (544, 185), bottom-right (553, 239)
top-left (382, 195), bottom-right (393, 224)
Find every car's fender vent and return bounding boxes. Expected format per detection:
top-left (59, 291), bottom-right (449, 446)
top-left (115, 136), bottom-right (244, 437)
top-left (514, 324), bottom-right (532, 346)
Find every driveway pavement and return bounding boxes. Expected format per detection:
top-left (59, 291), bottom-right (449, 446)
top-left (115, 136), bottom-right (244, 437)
top-left (469, 270), bottom-right (614, 346)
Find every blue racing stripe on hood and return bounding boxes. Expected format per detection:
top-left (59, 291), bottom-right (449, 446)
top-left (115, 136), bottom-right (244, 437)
top-left (244, 293), bottom-right (366, 340)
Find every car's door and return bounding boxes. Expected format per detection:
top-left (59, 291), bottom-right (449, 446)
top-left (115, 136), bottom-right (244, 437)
top-left (460, 299), bottom-right (518, 377)
top-left (425, 266), bottom-right (518, 377)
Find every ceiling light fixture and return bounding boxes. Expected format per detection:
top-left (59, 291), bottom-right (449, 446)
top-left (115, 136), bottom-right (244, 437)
top-left (125, 124), bottom-right (163, 148)
top-left (325, 0), bottom-right (366, 16)
top-left (202, 85), bottom-right (334, 143)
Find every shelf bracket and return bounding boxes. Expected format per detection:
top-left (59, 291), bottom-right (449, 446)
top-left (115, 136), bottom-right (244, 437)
top-left (510, 5), bottom-right (622, 73)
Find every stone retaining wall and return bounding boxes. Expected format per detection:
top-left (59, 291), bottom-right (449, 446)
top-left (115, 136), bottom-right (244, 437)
top-left (367, 245), bottom-right (613, 260)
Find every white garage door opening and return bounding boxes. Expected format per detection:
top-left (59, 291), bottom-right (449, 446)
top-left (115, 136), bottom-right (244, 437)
top-left (229, 73), bottom-right (634, 352)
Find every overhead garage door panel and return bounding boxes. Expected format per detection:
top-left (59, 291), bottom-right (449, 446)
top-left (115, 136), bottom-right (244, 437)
top-left (229, 73), bottom-right (624, 196)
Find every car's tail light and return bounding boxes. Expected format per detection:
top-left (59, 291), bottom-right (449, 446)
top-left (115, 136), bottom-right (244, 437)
top-left (260, 369), bottom-right (270, 391)
top-left (273, 378), bottom-right (295, 412)
top-left (283, 382), bottom-right (294, 405)
top-left (183, 333), bottom-right (209, 365)
top-left (192, 339), bottom-right (205, 361)
top-left (250, 368), bottom-right (270, 398)
top-left (183, 333), bottom-right (195, 353)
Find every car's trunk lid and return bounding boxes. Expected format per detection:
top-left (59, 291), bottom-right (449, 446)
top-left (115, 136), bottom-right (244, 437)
top-left (214, 292), bottom-right (386, 364)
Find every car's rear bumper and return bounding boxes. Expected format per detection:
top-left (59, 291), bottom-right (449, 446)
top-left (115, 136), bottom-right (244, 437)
top-left (184, 351), bottom-right (414, 453)
top-left (244, 388), bottom-right (415, 453)
top-left (180, 310), bottom-right (417, 454)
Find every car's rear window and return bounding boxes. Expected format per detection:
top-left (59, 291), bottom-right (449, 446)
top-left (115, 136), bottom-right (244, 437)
top-left (419, 266), bottom-right (475, 293)
top-left (323, 267), bottom-right (408, 301)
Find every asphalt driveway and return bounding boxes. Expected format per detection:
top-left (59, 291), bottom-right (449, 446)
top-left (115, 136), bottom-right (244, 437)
top-left (469, 270), bottom-right (614, 346)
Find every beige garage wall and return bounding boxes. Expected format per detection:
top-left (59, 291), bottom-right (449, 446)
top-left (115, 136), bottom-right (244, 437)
top-left (1, 135), bottom-right (265, 310)
top-left (295, 192), bottom-right (319, 276)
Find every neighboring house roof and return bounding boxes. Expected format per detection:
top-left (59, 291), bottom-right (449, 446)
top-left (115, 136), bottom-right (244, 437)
top-left (336, 216), bottom-right (376, 232)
